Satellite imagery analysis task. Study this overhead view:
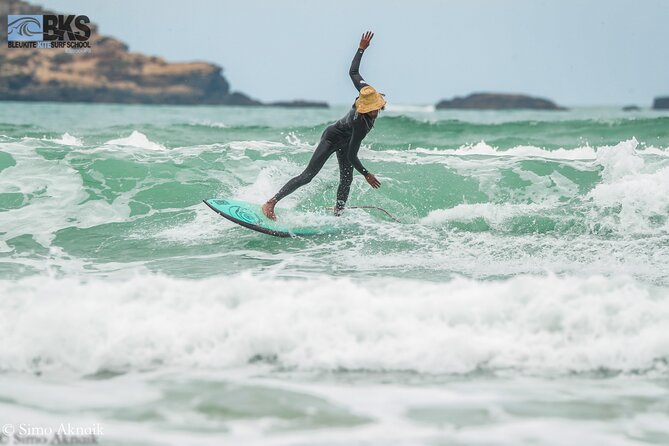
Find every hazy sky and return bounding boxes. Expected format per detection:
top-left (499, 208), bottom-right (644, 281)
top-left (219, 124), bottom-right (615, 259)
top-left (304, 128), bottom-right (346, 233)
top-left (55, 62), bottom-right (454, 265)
top-left (36, 0), bottom-right (669, 106)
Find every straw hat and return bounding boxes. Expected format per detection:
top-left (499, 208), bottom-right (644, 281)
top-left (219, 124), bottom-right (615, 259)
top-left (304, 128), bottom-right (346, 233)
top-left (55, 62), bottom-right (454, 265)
top-left (355, 85), bottom-right (386, 113)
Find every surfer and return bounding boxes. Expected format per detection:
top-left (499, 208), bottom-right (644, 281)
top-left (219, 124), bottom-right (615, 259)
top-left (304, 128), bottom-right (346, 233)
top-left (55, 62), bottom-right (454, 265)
top-left (262, 31), bottom-right (386, 220)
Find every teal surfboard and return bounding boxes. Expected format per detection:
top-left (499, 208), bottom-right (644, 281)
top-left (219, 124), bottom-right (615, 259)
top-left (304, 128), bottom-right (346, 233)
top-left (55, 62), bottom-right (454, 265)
top-left (204, 198), bottom-right (333, 237)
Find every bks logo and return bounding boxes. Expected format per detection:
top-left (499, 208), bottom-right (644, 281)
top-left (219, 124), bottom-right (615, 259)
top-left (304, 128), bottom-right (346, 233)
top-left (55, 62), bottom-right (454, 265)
top-left (8, 14), bottom-right (91, 42)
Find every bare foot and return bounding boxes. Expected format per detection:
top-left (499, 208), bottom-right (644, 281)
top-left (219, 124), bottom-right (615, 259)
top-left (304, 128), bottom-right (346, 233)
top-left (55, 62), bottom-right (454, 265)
top-left (262, 199), bottom-right (277, 220)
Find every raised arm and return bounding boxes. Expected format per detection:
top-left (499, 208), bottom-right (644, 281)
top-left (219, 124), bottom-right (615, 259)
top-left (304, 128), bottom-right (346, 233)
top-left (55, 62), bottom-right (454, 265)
top-left (349, 31), bottom-right (374, 92)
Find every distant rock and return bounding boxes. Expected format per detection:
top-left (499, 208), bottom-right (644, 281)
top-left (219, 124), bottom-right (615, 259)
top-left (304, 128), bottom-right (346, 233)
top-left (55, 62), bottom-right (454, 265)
top-left (436, 93), bottom-right (565, 110)
top-left (653, 97), bottom-right (669, 110)
top-left (622, 105), bottom-right (641, 111)
top-left (0, 0), bottom-right (326, 107)
top-left (267, 100), bottom-right (329, 109)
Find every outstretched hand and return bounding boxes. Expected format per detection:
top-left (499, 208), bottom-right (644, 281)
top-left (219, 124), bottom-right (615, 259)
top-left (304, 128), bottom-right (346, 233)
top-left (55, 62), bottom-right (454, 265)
top-left (359, 31), bottom-right (374, 50)
top-left (365, 173), bottom-right (381, 189)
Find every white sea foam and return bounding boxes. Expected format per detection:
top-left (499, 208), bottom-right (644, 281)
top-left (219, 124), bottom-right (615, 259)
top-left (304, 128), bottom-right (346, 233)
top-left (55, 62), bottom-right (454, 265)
top-left (410, 142), bottom-right (598, 160)
top-left (285, 131), bottom-right (315, 150)
top-left (593, 138), bottom-right (645, 181)
top-left (587, 139), bottom-right (669, 234)
top-left (51, 132), bottom-right (83, 146)
top-left (421, 203), bottom-right (550, 227)
top-left (226, 140), bottom-right (286, 159)
top-left (189, 120), bottom-right (228, 128)
top-left (0, 273), bottom-right (667, 376)
top-left (105, 131), bottom-right (165, 151)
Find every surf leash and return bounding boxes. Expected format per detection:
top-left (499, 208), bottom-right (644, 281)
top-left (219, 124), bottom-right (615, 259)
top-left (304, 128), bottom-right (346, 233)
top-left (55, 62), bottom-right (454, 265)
top-left (323, 205), bottom-right (403, 223)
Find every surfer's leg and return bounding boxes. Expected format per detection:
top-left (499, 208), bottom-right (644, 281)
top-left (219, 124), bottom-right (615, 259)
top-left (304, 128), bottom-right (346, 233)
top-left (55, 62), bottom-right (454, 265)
top-left (263, 138), bottom-right (335, 219)
top-left (275, 139), bottom-right (334, 200)
top-left (334, 148), bottom-right (354, 215)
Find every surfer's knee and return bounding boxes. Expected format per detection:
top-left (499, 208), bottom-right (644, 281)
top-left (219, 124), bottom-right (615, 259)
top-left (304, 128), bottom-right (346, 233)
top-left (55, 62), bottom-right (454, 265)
top-left (298, 171), bottom-right (316, 185)
top-left (340, 164), bottom-right (353, 180)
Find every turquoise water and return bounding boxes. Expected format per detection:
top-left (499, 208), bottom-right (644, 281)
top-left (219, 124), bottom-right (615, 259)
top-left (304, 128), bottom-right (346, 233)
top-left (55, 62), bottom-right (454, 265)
top-left (0, 102), bottom-right (668, 445)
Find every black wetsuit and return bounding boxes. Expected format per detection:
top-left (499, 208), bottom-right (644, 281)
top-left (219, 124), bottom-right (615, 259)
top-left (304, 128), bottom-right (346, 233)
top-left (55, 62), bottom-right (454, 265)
top-left (272, 48), bottom-right (376, 210)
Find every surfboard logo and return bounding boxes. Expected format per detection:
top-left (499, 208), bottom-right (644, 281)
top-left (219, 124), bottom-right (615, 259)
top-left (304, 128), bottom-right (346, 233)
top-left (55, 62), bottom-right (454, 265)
top-left (7, 14), bottom-right (91, 43)
top-left (7, 15), bottom-right (43, 41)
top-left (229, 206), bottom-right (262, 225)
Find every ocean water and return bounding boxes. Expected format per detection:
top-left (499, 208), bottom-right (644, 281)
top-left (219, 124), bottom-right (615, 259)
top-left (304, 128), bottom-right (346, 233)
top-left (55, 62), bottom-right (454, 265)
top-left (0, 101), bottom-right (668, 445)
